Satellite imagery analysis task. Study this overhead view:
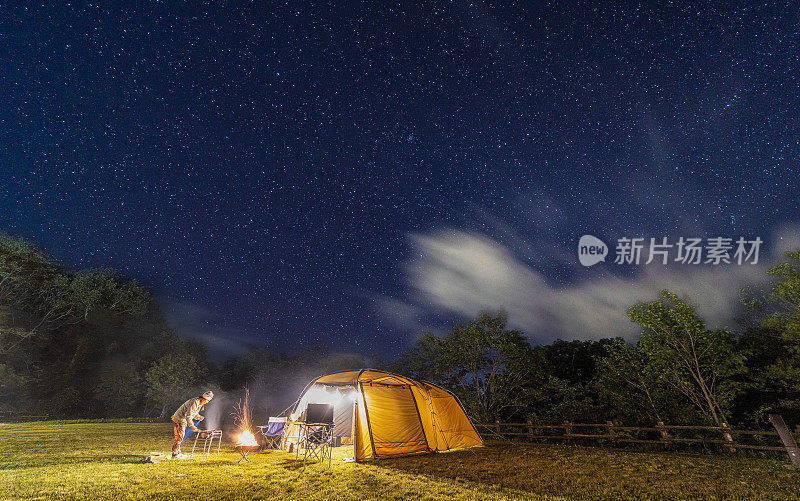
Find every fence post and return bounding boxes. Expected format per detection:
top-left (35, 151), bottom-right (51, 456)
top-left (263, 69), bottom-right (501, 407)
top-left (720, 422), bottom-right (736, 452)
top-left (526, 420), bottom-right (533, 442)
top-left (495, 420), bottom-right (501, 436)
top-left (657, 421), bottom-right (670, 443)
top-left (606, 420), bottom-right (616, 443)
top-left (564, 420), bottom-right (572, 441)
top-left (769, 414), bottom-right (800, 468)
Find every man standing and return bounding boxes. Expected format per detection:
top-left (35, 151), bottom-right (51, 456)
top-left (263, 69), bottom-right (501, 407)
top-left (171, 390), bottom-right (213, 459)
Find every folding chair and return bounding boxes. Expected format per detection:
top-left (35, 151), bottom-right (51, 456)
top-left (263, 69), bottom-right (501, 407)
top-left (190, 429), bottom-right (222, 458)
top-left (294, 404), bottom-right (334, 468)
top-left (295, 422), bottom-right (332, 468)
top-left (257, 417), bottom-right (287, 450)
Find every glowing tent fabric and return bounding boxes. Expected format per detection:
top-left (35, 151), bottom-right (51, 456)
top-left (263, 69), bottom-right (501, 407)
top-left (282, 369), bottom-right (483, 461)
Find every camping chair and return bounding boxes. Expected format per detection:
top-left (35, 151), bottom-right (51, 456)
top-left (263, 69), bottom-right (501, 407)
top-left (295, 422), bottom-right (332, 467)
top-left (257, 417), bottom-right (287, 450)
top-left (190, 429), bottom-right (222, 458)
top-left (294, 403), bottom-right (334, 468)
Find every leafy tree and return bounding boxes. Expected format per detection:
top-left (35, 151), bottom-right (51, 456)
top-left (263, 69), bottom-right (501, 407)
top-left (0, 235), bottom-right (76, 354)
top-left (0, 235), bottom-right (145, 355)
top-left (144, 353), bottom-right (207, 418)
top-left (0, 361), bottom-right (30, 413)
top-left (541, 339), bottom-right (615, 385)
top-left (595, 338), bottom-right (695, 424)
top-left (0, 234), bottom-right (149, 416)
top-left (738, 249), bottom-right (800, 418)
top-left (527, 375), bottom-right (604, 424)
top-left (95, 359), bottom-right (143, 417)
top-left (396, 312), bottom-right (546, 422)
top-left (514, 339), bottom-right (616, 424)
top-left (627, 290), bottom-right (746, 425)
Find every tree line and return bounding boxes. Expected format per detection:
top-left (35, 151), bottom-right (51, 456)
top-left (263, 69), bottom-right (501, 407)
top-left (2, 232), bottom-right (799, 429)
top-left (391, 251), bottom-right (800, 428)
top-left (0, 233), bottom-right (370, 420)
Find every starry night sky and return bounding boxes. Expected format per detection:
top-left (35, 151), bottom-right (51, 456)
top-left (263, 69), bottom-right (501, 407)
top-left (2, 2), bottom-right (798, 359)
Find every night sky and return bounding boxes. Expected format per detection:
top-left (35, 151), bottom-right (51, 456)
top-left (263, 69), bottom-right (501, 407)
top-left (2, 2), bottom-right (798, 359)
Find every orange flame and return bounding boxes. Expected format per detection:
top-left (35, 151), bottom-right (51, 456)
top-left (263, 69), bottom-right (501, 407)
top-left (237, 430), bottom-right (258, 447)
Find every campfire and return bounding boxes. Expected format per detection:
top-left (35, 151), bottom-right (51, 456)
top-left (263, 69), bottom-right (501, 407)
top-left (237, 429), bottom-right (258, 447)
top-left (232, 388), bottom-right (260, 463)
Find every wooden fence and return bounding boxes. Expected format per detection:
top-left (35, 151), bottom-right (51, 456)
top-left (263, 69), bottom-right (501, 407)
top-left (474, 417), bottom-right (800, 457)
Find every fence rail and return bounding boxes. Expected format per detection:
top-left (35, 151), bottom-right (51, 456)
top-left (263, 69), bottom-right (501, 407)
top-left (474, 418), bottom-right (800, 456)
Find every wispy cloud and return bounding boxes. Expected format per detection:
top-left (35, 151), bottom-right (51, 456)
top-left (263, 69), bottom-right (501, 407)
top-left (159, 298), bottom-right (258, 359)
top-left (379, 225), bottom-right (800, 343)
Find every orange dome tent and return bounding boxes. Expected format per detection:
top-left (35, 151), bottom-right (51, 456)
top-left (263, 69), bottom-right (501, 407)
top-left (282, 369), bottom-right (483, 461)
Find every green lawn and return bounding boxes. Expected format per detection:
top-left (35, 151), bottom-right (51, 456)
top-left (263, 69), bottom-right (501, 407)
top-left (1, 421), bottom-right (798, 500)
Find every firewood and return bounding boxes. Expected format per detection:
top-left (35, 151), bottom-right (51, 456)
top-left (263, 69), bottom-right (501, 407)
top-left (140, 452), bottom-right (166, 464)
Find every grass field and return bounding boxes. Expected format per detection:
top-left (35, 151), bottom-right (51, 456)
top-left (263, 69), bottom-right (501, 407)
top-left (1, 421), bottom-right (799, 500)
